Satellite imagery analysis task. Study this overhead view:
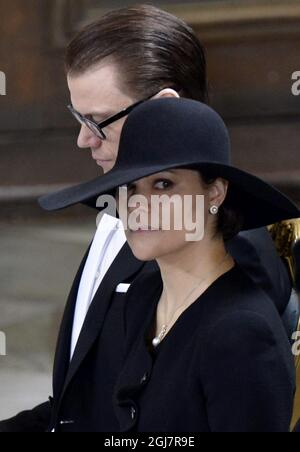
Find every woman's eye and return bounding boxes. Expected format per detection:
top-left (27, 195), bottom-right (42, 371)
top-left (154, 180), bottom-right (174, 190)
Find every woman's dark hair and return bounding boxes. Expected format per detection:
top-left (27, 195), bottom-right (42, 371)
top-left (65, 4), bottom-right (208, 102)
top-left (200, 172), bottom-right (244, 242)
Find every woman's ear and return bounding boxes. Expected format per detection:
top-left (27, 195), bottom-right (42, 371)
top-left (208, 178), bottom-right (229, 208)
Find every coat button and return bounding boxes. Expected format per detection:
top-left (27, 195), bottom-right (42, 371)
top-left (140, 372), bottom-right (149, 384)
top-left (60, 420), bottom-right (75, 425)
top-left (130, 406), bottom-right (136, 420)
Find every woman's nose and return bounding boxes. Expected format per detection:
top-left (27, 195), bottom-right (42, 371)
top-left (127, 192), bottom-right (153, 213)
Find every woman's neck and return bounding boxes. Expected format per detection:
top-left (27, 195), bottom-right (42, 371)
top-left (156, 236), bottom-right (235, 321)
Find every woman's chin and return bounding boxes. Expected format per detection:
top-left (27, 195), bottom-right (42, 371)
top-left (127, 240), bottom-right (163, 262)
top-left (131, 247), bottom-right (161, 262)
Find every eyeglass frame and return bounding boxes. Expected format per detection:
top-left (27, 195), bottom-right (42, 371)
top-left (67, 92), bottom-right (159, 140)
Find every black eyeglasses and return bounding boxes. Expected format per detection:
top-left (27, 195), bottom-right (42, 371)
top-left (67, 92), bottom-right (157, 140)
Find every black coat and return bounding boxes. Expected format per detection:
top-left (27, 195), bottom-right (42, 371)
top-left (0, 227), bottom-right (292, 432)
top-left (113, 264), bottom-right (295, 432)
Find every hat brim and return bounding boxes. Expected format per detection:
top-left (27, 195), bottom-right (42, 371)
top-left (39, 161), bottom-right (299, 231)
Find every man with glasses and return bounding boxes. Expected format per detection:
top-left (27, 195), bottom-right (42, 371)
top-left (0, 5), bottom-right (292, 432)
top-left (67, 93), bottom-right (156, 142)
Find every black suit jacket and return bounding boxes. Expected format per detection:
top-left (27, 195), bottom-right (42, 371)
top-left (0, 227), bottom-right (292, 432)
top-left (113, 264), bottom-right (295, 432)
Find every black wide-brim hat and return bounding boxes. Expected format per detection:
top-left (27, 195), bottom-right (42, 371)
top-left (39, 98), bottom-right (299, 231)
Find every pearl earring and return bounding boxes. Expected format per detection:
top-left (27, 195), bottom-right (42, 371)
top-left (209, 205), bottom-right (219, 215)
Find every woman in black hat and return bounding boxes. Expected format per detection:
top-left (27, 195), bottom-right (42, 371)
top-left (44, 98), bottom-right (299, 432)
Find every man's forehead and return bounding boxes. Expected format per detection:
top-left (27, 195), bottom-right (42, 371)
top-left (67, 66), bottom-right (130, 116)
top-left (67, 62), bottom-right (119, 84)
top-left (69, 98), bottom-right (115, 119)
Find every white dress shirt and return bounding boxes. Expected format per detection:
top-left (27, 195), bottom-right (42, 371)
top-left (70, 214), bottom-right (127, 359)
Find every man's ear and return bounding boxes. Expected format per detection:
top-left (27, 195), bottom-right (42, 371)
top-left (154, 88), bottom-right (180, 99)
top-left (208, 178), bottom-right (229, 208)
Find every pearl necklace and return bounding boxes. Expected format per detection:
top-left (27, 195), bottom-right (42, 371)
top-left (152, 252), bottom-right (231, 348)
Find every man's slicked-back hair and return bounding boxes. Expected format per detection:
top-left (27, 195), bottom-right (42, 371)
top-left (65, 4), bottom-right (208, 102)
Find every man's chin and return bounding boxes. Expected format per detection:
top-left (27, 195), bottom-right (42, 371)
top-left (95, 160), bottom-right (115, 173)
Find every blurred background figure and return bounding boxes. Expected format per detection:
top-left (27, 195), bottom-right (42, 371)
top-left (0, 0), bottom-right (299, 420)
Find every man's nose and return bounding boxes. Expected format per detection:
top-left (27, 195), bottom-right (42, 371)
top-left (77, 124), bottom-right (103, 149)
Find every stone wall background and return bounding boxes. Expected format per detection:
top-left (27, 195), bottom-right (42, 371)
top-left (0, 0), bottom-right (299, 207)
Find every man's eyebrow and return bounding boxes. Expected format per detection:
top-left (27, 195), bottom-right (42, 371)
top-left (86, 110), bottom-right (115, 119)
top-left (71, 105), bottom-right (115, 119)
top-left (90, 109), bottom-right (115, 116)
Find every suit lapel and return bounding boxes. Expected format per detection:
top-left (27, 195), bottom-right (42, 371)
top-left (60, 242), bottom-right (146, 398)
top-left (52, 244), bottom-right (92, 398)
